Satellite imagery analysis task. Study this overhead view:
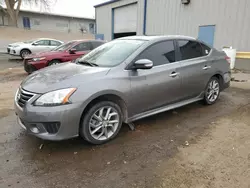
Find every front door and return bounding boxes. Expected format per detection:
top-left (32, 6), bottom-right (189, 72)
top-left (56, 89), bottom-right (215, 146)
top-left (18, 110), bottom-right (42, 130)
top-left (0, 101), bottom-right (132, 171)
top-left (176, 40), bottom-right (207, 100)
top-left (64, 42), bottom-right (91, 61)
top-left (32, 40), bottom-right (51, 53)
top-left (198, 25), bottom-right (215, 47)
top-left (129, 40), bottom-right (182, 116)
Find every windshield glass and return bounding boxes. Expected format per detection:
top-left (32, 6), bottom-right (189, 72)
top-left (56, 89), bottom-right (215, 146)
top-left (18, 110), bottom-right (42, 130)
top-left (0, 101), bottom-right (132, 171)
top-left (78, 39), bottom-right (145, 67)
top-left (24, 39), bottom-right (35, 44)
top-left (53, 41), bottom-right (74, 51)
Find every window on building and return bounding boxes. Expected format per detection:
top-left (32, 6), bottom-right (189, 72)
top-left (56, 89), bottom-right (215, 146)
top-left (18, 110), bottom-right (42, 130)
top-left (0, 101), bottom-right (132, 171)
top-left (135, 40), bottom-right (176, 66)
top-left (50, 40), bottom-right (62, 46)
top-left (178, 40), bottom-right (203, 60)
top-left (56, 23), bottom-right (68, 28)
top-left (35, 40), bottom-right (50, 46)
top-left (34, 20), bottom-right (40, 25)
top-left (72, 42), bottom-right (91, 51)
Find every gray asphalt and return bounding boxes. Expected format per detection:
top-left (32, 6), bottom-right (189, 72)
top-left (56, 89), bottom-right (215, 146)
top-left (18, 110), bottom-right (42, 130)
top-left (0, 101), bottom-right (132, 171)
top-left (0, 54), bottom-right (22, 70)
top-left (0, 39), bottom-right (12, 53)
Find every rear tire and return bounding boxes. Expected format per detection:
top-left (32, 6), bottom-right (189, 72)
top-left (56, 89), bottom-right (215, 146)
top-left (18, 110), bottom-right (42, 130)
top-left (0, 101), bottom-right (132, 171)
top-left (20, 49), bottom-right (31, 59)
top-left (80, 101), bottom-right (123, 145)
top-left (204, 77), bottom-right (220, 105)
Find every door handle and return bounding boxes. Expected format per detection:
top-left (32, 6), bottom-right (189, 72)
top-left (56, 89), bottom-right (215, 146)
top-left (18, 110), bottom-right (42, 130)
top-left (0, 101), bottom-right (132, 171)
top-left (203, 65), bottom-right (211, 70)
top-left (169, 72), bottom-right (179, 77)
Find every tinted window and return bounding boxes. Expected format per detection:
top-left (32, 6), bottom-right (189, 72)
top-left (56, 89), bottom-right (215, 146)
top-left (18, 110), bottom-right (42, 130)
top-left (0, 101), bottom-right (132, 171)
top-left (200, 42), bottom-right (211, 56)
top-left (53, 41), bottom-right (74, 51)
top-left (178, 40), bottom-right (203, 60)
top-left (92, 41), bottom-right (105, 49)
top-left (50, 40), bottom-right (62, 46)
top-left (136, 40), bottom-right (176, 66)
top-left (73, 42), bottom-right (91, 51)
top-left (36, 40), bottom-right (50, 46)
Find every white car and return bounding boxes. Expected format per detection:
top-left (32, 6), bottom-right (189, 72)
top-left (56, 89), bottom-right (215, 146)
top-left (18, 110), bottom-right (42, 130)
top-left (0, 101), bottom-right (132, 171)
top-left (7, 38), bottom-right (64, 59)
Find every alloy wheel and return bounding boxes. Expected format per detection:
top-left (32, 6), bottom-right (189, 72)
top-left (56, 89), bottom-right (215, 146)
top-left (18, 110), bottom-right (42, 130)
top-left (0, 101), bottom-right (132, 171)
top-left (206, 79), bottom-right (220, 103)
top-left (89, 106), bottom-right (120, 141)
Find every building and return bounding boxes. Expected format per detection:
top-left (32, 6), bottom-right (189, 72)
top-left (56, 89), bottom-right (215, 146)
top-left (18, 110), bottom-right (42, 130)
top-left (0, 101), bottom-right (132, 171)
top-left (95, 0), bottom-right (250, 51)
top-left (0, 9), bottom-right (96, 34)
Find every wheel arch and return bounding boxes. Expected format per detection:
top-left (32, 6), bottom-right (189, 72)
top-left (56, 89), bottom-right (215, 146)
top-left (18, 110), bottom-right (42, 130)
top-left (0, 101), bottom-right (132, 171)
top-left (20, 48), bottom-right (32, 55)
top-left (211, 72), bottom-right (224, 90)
top-left (80, 91), bottom-right (128, 125)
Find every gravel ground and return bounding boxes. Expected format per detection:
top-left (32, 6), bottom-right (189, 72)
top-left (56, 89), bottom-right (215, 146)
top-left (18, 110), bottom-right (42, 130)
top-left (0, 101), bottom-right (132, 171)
top-left (0, 55), bottom-right (250, 188)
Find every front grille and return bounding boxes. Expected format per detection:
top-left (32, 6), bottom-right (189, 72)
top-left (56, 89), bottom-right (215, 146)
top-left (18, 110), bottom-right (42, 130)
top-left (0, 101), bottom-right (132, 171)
top-left (43, 122), bottom-right (61, 134)
top-left (17, 89), bottom-right (35, 108)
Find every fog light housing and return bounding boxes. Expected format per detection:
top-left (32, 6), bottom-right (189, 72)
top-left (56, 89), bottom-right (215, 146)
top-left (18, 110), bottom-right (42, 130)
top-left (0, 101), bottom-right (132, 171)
top-left (30, 124), bottom-right (39, 133)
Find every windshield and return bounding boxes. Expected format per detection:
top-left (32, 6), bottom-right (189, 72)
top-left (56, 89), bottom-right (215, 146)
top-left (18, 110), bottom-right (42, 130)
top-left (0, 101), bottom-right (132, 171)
top-left (78, 39), bottom-right (145, 67)
top-left (24, 39), bottom-right (35, 44)
top-left (53, 41), bottom-right (74, 51)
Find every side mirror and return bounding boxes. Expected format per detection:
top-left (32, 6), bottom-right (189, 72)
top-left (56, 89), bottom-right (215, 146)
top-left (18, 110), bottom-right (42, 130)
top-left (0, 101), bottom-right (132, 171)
top-left (133, 59), bottom-right (153, 70)
top-left (32, 43), bottom-right (38, 46)
top-left (69, 48), bottom-right (77, 54)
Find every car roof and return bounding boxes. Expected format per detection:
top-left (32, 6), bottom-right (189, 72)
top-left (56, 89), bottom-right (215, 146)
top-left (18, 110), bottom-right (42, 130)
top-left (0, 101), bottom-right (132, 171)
top-left (118, 35), bottom-right (196, 41)
top-left (36, 38), bottom-right (63, 41)
top-left (69, 39), bottom-right (106, 43)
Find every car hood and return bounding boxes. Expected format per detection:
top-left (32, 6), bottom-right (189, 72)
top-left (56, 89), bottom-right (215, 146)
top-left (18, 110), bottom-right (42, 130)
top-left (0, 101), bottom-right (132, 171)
top-left (26, 51), bottom-right (63, 59)
top-left (21, 63), bottom-right (110, 93)
top-left (9, 42), bottom-right (24, 46)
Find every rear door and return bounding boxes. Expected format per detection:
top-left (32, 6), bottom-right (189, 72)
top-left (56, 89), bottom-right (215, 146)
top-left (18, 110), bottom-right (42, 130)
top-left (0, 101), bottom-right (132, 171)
top-left (176, 40), bottom-right (207, 99)
top-left (49, 40), bottom-right (63, 50)
top-left (129, 40), bottom-right (182, 116)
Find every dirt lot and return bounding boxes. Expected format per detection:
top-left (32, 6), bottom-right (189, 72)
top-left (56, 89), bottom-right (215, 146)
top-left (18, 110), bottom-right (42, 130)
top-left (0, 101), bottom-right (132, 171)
top-left (0, 55), bottom-right (250, 188)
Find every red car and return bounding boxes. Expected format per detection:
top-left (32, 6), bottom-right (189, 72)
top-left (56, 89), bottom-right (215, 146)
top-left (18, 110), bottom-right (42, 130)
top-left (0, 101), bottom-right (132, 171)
top-left (23, 40), bottom-right (105, 73)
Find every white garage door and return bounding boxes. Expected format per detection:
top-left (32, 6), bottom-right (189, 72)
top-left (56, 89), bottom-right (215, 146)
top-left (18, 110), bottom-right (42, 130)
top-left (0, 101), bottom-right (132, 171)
top-left (114, 4), bottom-right (137, 33)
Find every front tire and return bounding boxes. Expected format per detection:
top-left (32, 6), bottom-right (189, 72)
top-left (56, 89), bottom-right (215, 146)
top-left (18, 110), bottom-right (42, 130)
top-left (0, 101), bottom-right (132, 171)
top-left (204, 77), bottom-right (220, 105)
top-left (80, 101), bottom-right (123, 145)
top-left (20, 49), bottom-right (31, 59)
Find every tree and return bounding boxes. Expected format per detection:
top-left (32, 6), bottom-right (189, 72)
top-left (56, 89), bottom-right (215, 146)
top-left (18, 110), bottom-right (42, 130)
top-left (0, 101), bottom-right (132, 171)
top-left (0, 0), bottom-right (53, 27)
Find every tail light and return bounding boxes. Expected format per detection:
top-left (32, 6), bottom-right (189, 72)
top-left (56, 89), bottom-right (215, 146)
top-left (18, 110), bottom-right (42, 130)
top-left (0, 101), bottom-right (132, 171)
top-left (225, 56), bottom-right (231, 64)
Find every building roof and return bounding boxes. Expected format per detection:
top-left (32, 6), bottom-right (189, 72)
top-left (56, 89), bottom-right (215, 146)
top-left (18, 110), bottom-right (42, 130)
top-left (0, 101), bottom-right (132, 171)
top-left (2, 8), bottom-right (95, 20)
top-left (94, 0), bottom-right (121, 8)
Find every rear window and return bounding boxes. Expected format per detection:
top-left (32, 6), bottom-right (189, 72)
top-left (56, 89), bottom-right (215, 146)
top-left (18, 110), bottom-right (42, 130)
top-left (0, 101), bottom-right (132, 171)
top-left (200, 42), bottom-right (211, 56)
top-left (178, 40), bottom-right (203, 60)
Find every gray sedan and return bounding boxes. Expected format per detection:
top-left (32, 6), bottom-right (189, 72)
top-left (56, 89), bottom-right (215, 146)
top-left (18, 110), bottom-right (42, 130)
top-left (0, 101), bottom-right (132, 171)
top-left (14, 35), bottom-right (231, 144)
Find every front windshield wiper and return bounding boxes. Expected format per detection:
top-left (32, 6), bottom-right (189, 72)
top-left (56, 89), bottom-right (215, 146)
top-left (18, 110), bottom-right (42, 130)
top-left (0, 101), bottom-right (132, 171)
top-left (78, 60), bottom-right (99, 67)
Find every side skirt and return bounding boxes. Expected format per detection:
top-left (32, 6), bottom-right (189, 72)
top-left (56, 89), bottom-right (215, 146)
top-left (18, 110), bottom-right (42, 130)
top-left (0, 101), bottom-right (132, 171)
top-left (127, 96), bottom-right (204, 123)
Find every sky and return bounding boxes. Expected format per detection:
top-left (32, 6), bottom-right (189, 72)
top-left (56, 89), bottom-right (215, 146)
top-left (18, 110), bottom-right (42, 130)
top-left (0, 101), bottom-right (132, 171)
top-left (2, 0), bottom-right (109, 19)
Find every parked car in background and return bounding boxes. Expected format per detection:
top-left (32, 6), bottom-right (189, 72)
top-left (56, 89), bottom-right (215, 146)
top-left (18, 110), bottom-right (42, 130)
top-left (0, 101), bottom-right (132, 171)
top-left (7, 38), bottom-right (64, 59)
top-left (23, 40), bottom-right (105, 74)
top-left (15, 36), bottom-right (231, 145)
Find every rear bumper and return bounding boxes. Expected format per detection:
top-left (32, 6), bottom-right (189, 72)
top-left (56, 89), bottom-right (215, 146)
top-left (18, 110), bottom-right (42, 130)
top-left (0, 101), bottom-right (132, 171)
top-left (221, 72), bottom-right (231, 90)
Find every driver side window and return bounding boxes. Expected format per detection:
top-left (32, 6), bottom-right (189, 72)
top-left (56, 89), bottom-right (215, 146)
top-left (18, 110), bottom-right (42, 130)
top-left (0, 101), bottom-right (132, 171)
top-left (135, 40), bottom-right (176, 66)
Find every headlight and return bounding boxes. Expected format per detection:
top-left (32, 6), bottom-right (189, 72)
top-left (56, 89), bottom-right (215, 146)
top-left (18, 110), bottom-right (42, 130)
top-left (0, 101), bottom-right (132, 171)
top-left (34, 88), bottom-right (76, 106)
top-left (32, 57), bottom-right (46, 62)
top-left (12, 45), bottom-right (19, 48)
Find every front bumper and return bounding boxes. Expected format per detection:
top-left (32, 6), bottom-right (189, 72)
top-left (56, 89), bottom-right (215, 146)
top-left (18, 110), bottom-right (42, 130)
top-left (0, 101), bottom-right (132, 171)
top-left (9, 48), bottom-right (20, 56)
top-left (14, 93), bottom-right (83, 141)
top-left (23, 59), bottom-right (48, 73)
